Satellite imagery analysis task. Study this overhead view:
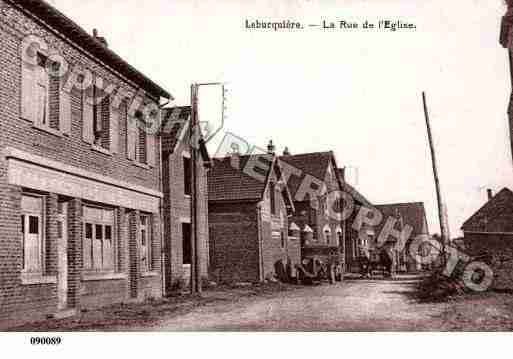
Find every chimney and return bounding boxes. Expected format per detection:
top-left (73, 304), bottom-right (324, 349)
top-left (267, 140), bottom-right (275, 155)
top-left (340, 167), bottom-right (346, 182)
top-left (487, 188), bottom-right (493, 201)
top-left (283, 147), bottom-right (291, 156)
top-left (93, 28), bottom-right (109, 47)
top-left (229, 143), bottom-right (240, 169)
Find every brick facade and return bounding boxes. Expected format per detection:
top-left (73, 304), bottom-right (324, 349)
top-left (161, 111), bottom-right (209, 294)
top-left (0, 1), bottom-right (167, 328)
top-left (208, 155), bottom-right (299, 284)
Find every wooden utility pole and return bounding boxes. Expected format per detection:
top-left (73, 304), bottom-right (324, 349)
top-left (189, 82), bottom-right (225, 293)
top-left (422, 92), bottom-right (448, 261)
top-left (189, 84), bottom-right (199, 293)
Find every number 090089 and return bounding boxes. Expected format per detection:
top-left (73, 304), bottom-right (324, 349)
top-left (30, 337), bottom-right (62, 345)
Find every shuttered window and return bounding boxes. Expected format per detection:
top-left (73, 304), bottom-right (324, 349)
top-left (83, 206), bottom-right (115, 272)
top-left (21, 50), bottom-right (71, 134)
top-left (21, 195), bottom-right (44, 274)
top-left (127, 98), bottom-right (158, 166)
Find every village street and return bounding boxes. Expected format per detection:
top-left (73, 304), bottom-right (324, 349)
top-left (137, 275), bottom-right (447, 331)
top-left (12, 274), bottom-right (513, 331)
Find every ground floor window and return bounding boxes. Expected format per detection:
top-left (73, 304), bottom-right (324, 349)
top-left (83, 206), bottom-right (115, 272)
top-left (21, 194), bottom-right (44, 274)
top-left (140, 214), bottom-right (152, 272)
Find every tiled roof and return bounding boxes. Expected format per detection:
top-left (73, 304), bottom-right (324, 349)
top-left (11, 0), bottom-right (171, 99)
top-left (461, 188), bottom-right (513, 232)
top-left (280, 152), bottom-right (334, 198)
top-left (336, 169), bottom-right (372, 207)
top-left (208, 154), bottom-right (274, 202)
top-left (161, 107), bottom-right (190, 154)
top-left (374, 202), bottom-right (429, 238)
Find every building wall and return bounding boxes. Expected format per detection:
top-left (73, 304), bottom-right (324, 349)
top-left (0, 2), bottom-right (163, 328)
top-left (208, 202), bottom-right (260, 284)
top-left (259, 171), bottom-right (298, 279)
top-left (464, 232), bottom-right (513, 290)
top-left (162, 128), bottom-right (209, 293)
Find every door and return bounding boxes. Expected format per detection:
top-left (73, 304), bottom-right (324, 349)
top-left (57, 202), bottom-right (68, 310)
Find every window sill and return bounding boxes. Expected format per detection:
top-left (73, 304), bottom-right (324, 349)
top-left (32, 123), bottom-right (64, 138)
top-left (141, 271), bottom-right (159, 278)
top-left (82, 272), bottom-right (127, 281)
top-left (132, 161), bottom-right (151, 170)
top-left (91, 144), bottom-right (112, 156)
top-left (21, 273), bottom-right (57, 285)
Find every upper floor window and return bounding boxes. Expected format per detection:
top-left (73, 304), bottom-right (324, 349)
top-left (183, 156), bottom-right (192, 196)
top-left (93, 91), bottom-right (111, 150)
top-left (126, 103), bottom-right (157, 166)
top-left (83, 206), bottom-right (115, 272)
top-left (21, 194), bottom-right (44, 275)
top-left (270, 182), bottom-right (276, 215)
top-left (21, 49), bottom-right (71, 135)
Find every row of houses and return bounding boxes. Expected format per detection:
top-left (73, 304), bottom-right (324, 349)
top-left (0, 0), bottom-right (430, 328)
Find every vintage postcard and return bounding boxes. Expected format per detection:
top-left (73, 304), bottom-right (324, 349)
top-left (0, 0), bottom-right (512, 355)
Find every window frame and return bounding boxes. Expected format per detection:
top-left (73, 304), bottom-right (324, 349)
top-left (140, 214), bottom-right (153, 273)
top-left (183, 156), bottom-right (192, 196)
top-left (82, 205), bottom-right (116, 273)
top-left (269, 182), bottom-right (276, 216)
top-left (20, 193), bottom-right (45, 276)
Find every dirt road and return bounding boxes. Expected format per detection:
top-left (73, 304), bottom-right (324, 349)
top-left (142, 275), bottom-right (447, 331)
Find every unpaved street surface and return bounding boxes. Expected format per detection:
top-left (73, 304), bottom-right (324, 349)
top-left (140, 275), bottom-right (447, 331)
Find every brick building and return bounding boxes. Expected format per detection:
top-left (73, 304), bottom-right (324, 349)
top-left (208, 150), bottom-right (297, 284)
top-left (280, 151), bottom-right (345, 273)
top-left (462, 188), bottom-right (513, 290)
top-left (0, 0), bottom-right (171, 327)
top-left (338, 177), bottom-right (375, 273)
top-left (161, 107), bottom-right (211, 293)
top-left (374, 202), bottom-right (430, 273)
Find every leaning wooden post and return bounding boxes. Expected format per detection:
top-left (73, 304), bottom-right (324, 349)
top-left (422, 92), bottom-right (448, 265)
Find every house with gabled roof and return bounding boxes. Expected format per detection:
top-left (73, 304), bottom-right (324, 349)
top-left (338, 175), bottom-right (375, 272)
top-left (374, 202), bottom-right (429, 273)
top-left (280, 150), bottom-right (345, 277)
top-left (462, 188), bottom-right (513, 289)
top-left (208, 147), bottom-right (297, 284)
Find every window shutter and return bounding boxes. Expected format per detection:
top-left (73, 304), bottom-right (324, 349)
top-left (147, 132), bottom-right (156, 167)
top-left (60, 79), bottom-right (72, 135)
top-left (110, 101), bottom-right (119, 153)
top-left (127, 115), bottom-right (136, 160)
top-left (21, 62), bottom-right (37, 122)
top-left (82, 89), bottom-right (94, 144)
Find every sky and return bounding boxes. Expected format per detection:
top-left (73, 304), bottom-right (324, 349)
top-left (49, 0), bottom-right (513, 237)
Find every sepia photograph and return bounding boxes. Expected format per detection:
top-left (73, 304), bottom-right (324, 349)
top-left (0, 0), bottom-right (513, 355)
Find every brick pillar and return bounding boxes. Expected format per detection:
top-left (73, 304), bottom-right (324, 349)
top-left (67, 198), bottom-right (82, 309)
top-left (117, 207), bottom-right (128, 273)
top-left (45, 193), bottom-right (58, 277)
top-left (128, 210), bottom-right (140, 299)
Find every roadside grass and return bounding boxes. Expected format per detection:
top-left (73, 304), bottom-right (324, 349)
top-left (413, 270), bottom-right (513, 331)
top-left (8, 281), bottom-right (298, 332)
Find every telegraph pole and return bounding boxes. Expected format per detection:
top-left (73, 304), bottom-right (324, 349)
top-left (422, 92), bottom-right (448, 263)
top-left (190, 82), bottom-right (227, 294)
